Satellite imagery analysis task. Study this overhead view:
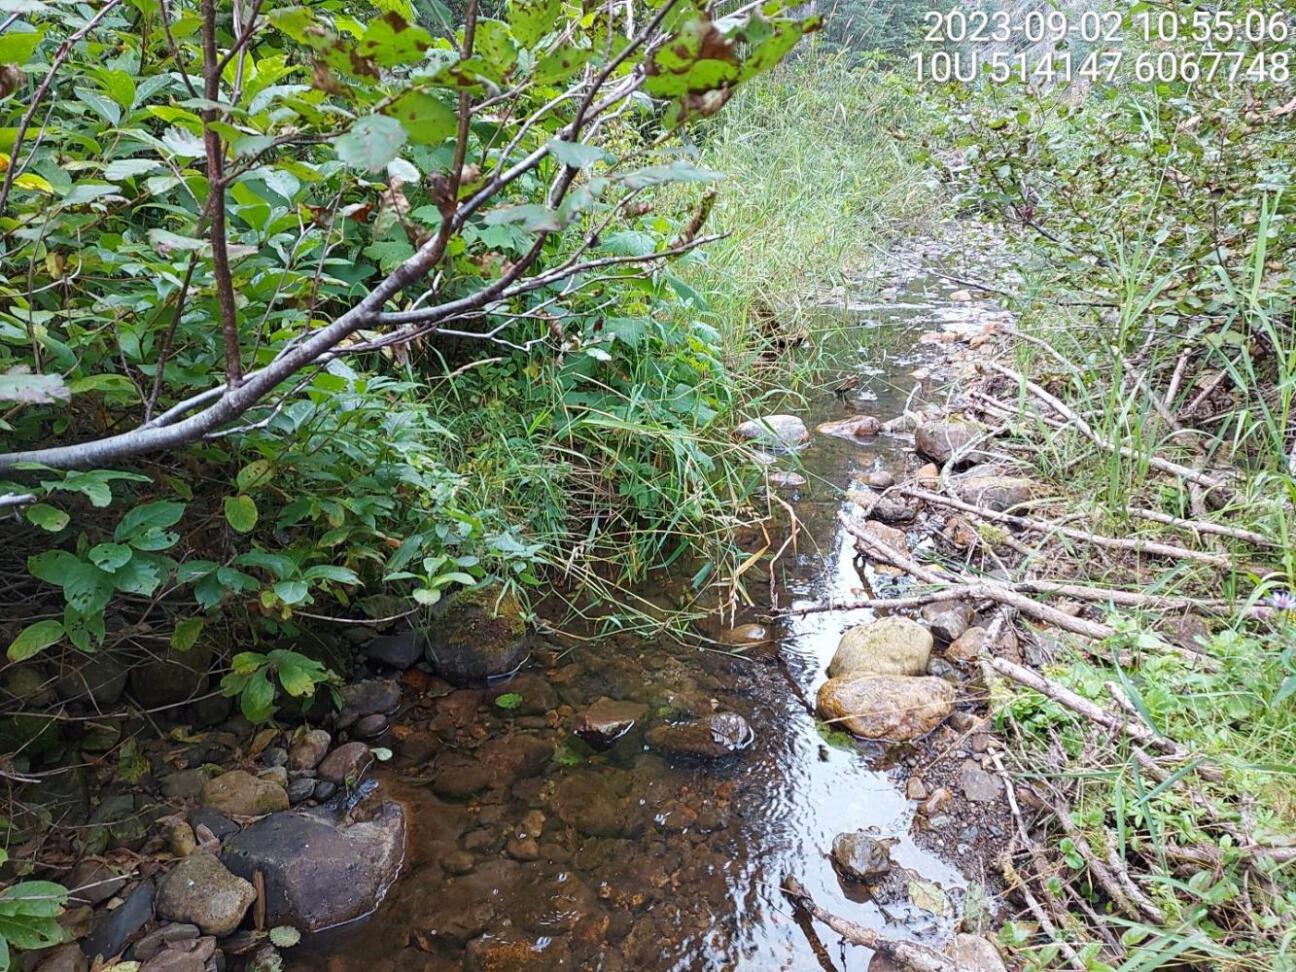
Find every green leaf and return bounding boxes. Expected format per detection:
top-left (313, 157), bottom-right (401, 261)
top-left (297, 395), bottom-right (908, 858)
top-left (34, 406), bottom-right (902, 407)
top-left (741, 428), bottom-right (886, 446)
top-left (103, 158), bottom-right (162, 181)
top-left (334, 115), bottom-right (408, 172)
top-left (548, 139), bottom-right (609, 170)
top-left (357, 13), bottom-right (433, 67)
top-left (301, 564), bottom-right (360, 584)
top-left (472, 20), bottom-right (517, 75)
top-left (236, 459), bottom-right (275, 492)
top-left (224, 495), bottom-right (259, 533)
top-left (507, 0), bottom-right (559, 46)
top-left (240, 669), bottom-right (276, 723)
top-left (25, 504), bottom-right (69, 532)
top-left (482, 203), bottom-right (561, 233)
top-left (0, 27), bottom-right (45, 65)
top-left (274, 655), bottom-right (316, 696)
top-left (88, 543), bottom-right (133, 571)
top-left (171, 617), bottom-right (204, 652)
top-left (384, 91), bottom-right (456, 145)
top-left (7, 620), bottom-right (64, 662)
top-left (494, 692), bottom-right (523, 710)
top-left (273, 579), bottom-right (309, 605)
top-left (115, 501), bottom-right (186, 543)
top-left (619, 160), bottom-right (721, 190)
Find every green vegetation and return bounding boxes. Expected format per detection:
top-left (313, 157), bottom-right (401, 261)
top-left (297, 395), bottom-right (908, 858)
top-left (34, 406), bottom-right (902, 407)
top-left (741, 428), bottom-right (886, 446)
top-left (0, 0), bottom-right (821, 729)
top-left (682, 48), bottom-right (938, 355)
top-left (939, 12), bottom-right (1296, 967)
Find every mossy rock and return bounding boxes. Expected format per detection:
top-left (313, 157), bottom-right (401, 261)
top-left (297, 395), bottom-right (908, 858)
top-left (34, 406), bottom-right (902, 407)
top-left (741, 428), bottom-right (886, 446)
top-left (127, 639), bottom-right (215, 708)
top-left (423, 583), bottom-right (528, 686)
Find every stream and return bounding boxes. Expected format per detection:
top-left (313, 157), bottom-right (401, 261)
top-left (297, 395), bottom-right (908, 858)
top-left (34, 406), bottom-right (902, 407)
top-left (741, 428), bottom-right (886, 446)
top-left (301, 239), bottom-right (1012, 972)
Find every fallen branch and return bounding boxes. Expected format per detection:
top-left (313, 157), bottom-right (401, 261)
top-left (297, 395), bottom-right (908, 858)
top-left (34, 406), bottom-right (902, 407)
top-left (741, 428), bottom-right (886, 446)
top-left (1128, 507), bottom-right (1277, 548)
top-left (989, 656), bottom-right (1220, 781)
top-left (781, 876), bottom-right (975, 972)
top-left (902, 485), bottom-right (1233, 569)
top-left (841, 513), bottom-right (1115, 639)
top-left (983, 361), bottom-right (1227, 491)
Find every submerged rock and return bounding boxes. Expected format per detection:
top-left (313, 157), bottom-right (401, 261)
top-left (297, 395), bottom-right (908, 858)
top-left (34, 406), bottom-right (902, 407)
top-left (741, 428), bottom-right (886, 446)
top-left (572, 698), bottom-right (647, 751)
top-left (816, 675), bottom-right (955, 742)
top-left (550, 770), bottom-right (641, 838)
top-left (221, 802), bottom-right (406, 932)
top-left (827, 617), bottom-right (933, 678)
top-left (156, 852), bottom-right (255, 936)
top-left (914, 419), bottom-right (986, 465)
top-left (817, 415), bottom-right (881, 440)
top-left (830, 831), bottom-right (893, 882)
top-left (424, 583), bottom-right (529, 685)
top-left (200, 771), bottom-right (289, 817)
top-left (646, 712), bottom-right (753, 759)
top-left (734, 414), bottom-right (809, 451)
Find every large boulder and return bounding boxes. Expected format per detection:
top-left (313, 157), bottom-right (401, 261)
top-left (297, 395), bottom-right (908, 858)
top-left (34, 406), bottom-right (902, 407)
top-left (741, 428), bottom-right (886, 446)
top-left (827, 617), bottom-right (933, 678)
top-left (156, 852), bottom-right (255, 936)
top-left (221, 802), bottom-right (406, 932)
top-left (914, 419), bottom-right (986, 465)
top-left (734, 414), bottom-right (809, 451)
top-left (816, 675), bottom-right (955, 742)
top-left (424, 583), bottom-right (528, 685)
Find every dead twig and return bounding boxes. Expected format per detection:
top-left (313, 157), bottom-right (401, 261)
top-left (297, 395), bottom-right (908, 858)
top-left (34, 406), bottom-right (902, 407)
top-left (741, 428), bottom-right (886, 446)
top-left (781, 876), bottom-right (977, 972)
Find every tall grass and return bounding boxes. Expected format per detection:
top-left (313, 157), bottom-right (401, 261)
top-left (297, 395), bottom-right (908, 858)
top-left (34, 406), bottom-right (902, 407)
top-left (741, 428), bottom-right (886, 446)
top-left (676, 48), bottom-right (940, 358)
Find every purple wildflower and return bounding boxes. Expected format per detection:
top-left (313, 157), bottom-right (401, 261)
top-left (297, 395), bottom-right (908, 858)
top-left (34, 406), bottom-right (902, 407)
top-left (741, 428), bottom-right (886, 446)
top-left (1268, 590), bottom-right (1296, 612)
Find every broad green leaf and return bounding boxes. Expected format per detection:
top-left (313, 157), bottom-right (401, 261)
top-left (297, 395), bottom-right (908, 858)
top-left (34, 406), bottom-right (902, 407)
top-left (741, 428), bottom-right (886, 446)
top-left (224, 494), bottom-right (259, 533)
top-left (236, 459), bottom-right (274, 492)
top-left (275, 655), bottom-right (316, 696)
top-left (334, 114), bottom-right (407, 172)
top-left (171, 617), bottom-right (204, 652)
top-left (472, 20), bottom-right (517, 75)
top-left (357, 13), bottom-right (433, 67)
top-left (115, 501), bottom-right (186, 543)
top-left (482, 203), bottom-right (561, 233)
top-left (508, 0), bottom-right (559, 47)
top-left (384, 91), bottom-right (456, 145)
top-left (25, 504), bottom-right (69, 532)
top-left (0, 28), bottom-right (44, 64)
top-left (88, 542), bottom-right (133, 571)
top-left (273, 579), bottom-right (309, 605)
top-left (7, 620), bottom-right (64, 662)
top-left (103, 158), bottom-right (162, 181)
top-left (240, 669), bottom-right (276, 722)
top-left (620, 160), bottom-right (721, 190)
top-left (548, 139), bottom-right (609, 170)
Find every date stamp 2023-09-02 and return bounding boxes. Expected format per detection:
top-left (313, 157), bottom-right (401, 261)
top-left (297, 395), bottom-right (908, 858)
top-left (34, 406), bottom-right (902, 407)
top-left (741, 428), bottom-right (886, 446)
top-left (911, 5), bottom-right (1293, 86)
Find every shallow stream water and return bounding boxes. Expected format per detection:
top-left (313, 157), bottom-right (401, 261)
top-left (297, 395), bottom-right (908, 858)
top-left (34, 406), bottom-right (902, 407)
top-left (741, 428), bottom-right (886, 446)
top-left (302, 241), bottom-right (1009, 971)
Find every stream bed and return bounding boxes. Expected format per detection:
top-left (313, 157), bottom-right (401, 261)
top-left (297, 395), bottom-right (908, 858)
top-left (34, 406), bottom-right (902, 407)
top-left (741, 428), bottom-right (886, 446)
top-left (303, 239), bottom-right (1013, 972)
